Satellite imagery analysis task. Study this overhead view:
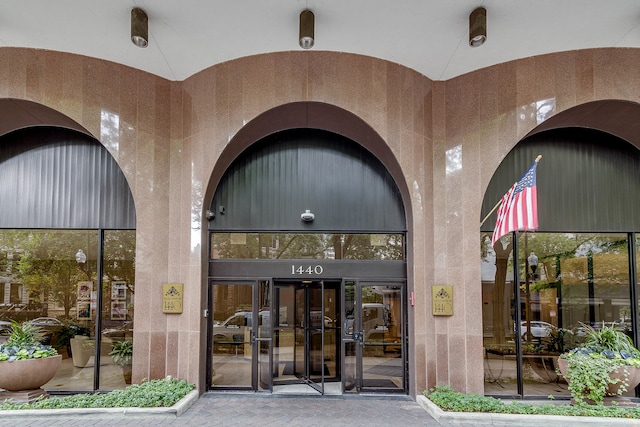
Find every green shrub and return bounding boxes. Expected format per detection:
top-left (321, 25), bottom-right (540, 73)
top-left (425, 385), bottom-right (640, 418)
top-left (0, 377), bottom-right (194, 410)
top-left (0, 321), bottom-right (57, 361)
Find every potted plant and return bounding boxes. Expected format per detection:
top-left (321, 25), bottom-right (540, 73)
top-left (0, 321), bottom-right (61, 393)
top-left (109, 339), bottom-right (133, 384)
top-left (55, 319), bottom-right (91, 358)
top-left (557, 322), bottom-right (640, 405)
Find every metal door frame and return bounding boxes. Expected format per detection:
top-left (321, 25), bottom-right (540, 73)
top-left (273, 280), bottom-right (327, 394)
top-left (341, 279), bottom-right (407, 394)
top-left (207, 279), bottom-right (273, 392)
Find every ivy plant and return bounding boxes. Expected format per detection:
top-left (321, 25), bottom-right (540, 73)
top-left (559, 322), bottom-right (640, 405)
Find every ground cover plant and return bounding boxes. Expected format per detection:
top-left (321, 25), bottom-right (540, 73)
top-left (0, 377), bottom-right (194, 410)
top-left (425, 385), bottom-right (640, 419)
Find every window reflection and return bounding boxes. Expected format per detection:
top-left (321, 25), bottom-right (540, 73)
top-left (211, 233), bottom-right (404, 261)
top-left (482, 232), bottom-right (632, 397)
top-left (0, 229), bottom-right (135, 392)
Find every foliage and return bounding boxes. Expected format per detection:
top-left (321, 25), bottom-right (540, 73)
top-left (581, 322), bottom-right (639, 355)
top-left (424, 385), bottom-right (640, 418)
top-left (55, 319), bottom-right (91, 349)
top-left (0, 377), bottom-right (194, 410)
top-left (109, 339), bottom-right (133, 367)
top-left (559, 322), bottom-right (640, 405)
top-left (0, 321), bottom-right (57, 361)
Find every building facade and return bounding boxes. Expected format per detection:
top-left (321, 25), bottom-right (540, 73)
top-left (1, 46), bottom-right (639, 397)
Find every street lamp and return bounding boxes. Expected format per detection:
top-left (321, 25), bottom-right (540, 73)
top-left (75, 249), bottom-right (87, 264)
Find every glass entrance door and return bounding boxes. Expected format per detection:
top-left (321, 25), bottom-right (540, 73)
top-left (273, 281), bottom-right (339, 394)
top-left (208, 280), bottom-right (271, 391)
top-left (343, 281), bottom-right (406, 393)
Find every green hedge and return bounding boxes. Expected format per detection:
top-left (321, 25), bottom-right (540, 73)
top-left (425, 386), bottom-right (640, 419)
top-left (0, 377), bottom-right (194, 410)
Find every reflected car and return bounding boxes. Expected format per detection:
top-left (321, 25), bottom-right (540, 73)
top-left (213, 311), bottom-right (271, 345)
top-left (102, 321), bottom-right (134, 340)
top-left (519, 321), bottom-right (556, 338)
top-left (25, 317), bottom-right (63, 329)
top-left (0, 320), bottom-right (11, 344)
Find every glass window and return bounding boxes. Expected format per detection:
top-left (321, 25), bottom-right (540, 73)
top-left (211, 233), bottom-right (404, 261)
top-left (0, 229), bottom-right (135, 392)
top-left (482, 232), bottom-right (632, 397)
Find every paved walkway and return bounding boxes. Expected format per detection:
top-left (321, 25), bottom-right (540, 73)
top-left (0, 393), bottom-right (486, 427)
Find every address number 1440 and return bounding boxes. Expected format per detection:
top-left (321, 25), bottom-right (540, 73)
top-left (291, 265), bottom-right (324, 275)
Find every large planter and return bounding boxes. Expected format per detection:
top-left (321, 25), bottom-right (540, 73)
top-left (557, 357), bottom-right (640, 397)
top-left (0, 355), bottom-right (62, 391)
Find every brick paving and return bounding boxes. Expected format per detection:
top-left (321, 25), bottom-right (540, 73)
top-left (0, 393), bottom-right (486, 427)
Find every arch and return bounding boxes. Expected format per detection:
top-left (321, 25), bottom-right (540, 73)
top-left (203, 102), bottom-right (412, 230)
top-left (0, 100), bottom-right (135, 229)
top-left (524, 99), bottom-right (640, 150)
top-left (209, 128), bottom-right (405, 232)
top-left (0, 98), bottom-right (94, 140)
top-left (481, 100), bottom-right (640, 232)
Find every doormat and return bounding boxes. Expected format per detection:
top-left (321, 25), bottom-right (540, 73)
top-left (362, 379), bottom-right (397, 388)
top-left (281, 362), bottom-right (330, 376)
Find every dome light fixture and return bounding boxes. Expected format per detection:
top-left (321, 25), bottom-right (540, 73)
top-left (469, 7), bottom-right (487, 47)
top-left (131, 7), bottom-right (149, 48)
top-left (299, 10), bottom-right (315, 49)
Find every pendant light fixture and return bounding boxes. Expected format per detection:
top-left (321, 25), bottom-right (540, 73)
top-left (299, 9), bottom-right (315, 49)
top-left (469, 7), bottom-right (487, 47)
top-left (131, 7), bottom-right (149, 48)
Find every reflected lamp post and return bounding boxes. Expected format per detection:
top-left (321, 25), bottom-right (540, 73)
top-left (75, 249), bottom-right (90, 279)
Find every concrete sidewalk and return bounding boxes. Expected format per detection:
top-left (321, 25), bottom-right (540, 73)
top-left (0, 392), bottom-right (444, 427)
top-left (1, 391), bottom-right (640, 426)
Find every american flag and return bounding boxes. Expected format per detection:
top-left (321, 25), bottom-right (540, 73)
top-left (492, 161), bottom-right (538, 245)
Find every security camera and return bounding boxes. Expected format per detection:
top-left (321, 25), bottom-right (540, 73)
top-left (301, 209), bottom-right (315, 222)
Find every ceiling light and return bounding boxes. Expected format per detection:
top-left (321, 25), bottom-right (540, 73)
top-left (469, 7), bottom-right (486, 47)
top-left (131, 7), bottom-right (149, 48)
top-left (299, 10), bottom-right (314, 49)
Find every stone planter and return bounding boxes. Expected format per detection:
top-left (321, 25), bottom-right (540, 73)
top-left (557, 357), bottom-right (640, 397)
top-left (0, 355), bottom-right (62, 391)
top-left (526, 354), bottom-right (564, 383)
top-left (122, 364), bottom-right (132, 384)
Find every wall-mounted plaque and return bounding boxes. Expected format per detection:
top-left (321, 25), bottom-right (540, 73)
top-left (162, 283), bottom-right (183, 314)
top-left (432, 285), bottom-right (453, 316)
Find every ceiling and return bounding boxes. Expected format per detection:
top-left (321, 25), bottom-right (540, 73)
top-left (1, 1), bottom-right (639, 82)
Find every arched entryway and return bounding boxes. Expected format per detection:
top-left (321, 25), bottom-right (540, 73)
top-left (0, 99), bottom-right (136, 393)
top-left (204, 103), bottom-right (411, 395)
top-left (480, 100), bottom-right (640, 398)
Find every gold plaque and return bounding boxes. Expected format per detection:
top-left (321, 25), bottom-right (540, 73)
top-left (162, 283), bottom-right (183, 314)
top-left (432, 285), bottom-right (453, 316)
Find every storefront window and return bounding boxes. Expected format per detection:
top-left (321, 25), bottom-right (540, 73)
top-left (0, 229), bottom-right (135, 391)
top-left (482, 232), bottom-right (632, 397)
top-left (211, 233), bottom-right (404, 261)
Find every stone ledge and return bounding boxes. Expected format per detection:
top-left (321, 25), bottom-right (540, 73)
top-left (416, 395), bottom-right (640, 426)
top-left (0, 389), bottom-right (199, 419)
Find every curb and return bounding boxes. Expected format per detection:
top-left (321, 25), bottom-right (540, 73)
top-left (0, 389), bottom-right (199, 419)
top-left (416, 395), bottom-right (640, 426)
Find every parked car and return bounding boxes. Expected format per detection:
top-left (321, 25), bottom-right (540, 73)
top-left (25, 317), bottom-right (63, 329)
top-left (102, 321), bottom-right (134, 340)
top-left (213, 311), bottom-right (271, 345)
top-left (0, 320), bottom-right (11, 344)
top-left (518, 321), bottom-right (556, 338)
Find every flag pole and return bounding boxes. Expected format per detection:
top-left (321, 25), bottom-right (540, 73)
top-left (479, 154), bottom-right (542, 227)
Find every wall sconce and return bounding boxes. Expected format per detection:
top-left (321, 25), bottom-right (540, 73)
top-left (131, 7), bottom-right (149, 48)
top-left (301, 209), bottom-right (315, 222)
top-left (469, 7), bottom-right (487, 47)
top-left (299, 10), bottom-right (315, 49)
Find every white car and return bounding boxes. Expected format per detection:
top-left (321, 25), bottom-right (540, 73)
top-left (518, 321), bottom-right (555, 338)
